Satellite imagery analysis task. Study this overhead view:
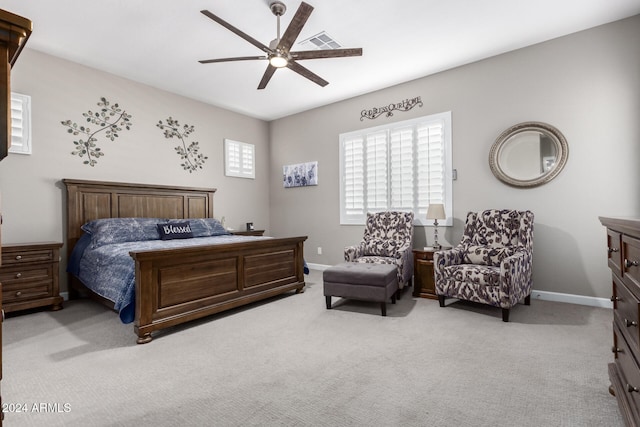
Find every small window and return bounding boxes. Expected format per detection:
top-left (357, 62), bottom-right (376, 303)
top-left (9, 92), bottom-right (31, 155)
top-left (224, 139), bottom-right (255, 179)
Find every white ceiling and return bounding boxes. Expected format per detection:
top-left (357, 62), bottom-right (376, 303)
top-left (2, 0), bottom-right (640, 121)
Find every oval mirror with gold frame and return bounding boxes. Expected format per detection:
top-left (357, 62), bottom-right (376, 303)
top-left (489, 121), bottom-right (568, 188)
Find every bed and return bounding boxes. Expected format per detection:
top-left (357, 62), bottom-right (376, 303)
top-left (63, 179), bottom-right (307, 344)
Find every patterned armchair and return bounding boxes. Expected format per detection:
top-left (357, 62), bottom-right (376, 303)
top-left (345, 211), bottom-right (415, 292)
top-left (434, 209), bottom-right (534, 322)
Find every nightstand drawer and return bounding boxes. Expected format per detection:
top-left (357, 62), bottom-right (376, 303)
top-left (0, 265), bottom-right (53, 284)
top-left (2, 280), bottom-right (51, 304)
top-left (1, 248), bottom-right (54, 266)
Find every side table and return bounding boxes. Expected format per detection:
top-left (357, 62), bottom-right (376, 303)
top-left (413, 247), bottom-right (451, 299)
top-left (0, 242), bottom-right (64, 313)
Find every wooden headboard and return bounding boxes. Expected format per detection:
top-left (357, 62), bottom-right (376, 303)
top-left (63, 179), bottom-right (216, 253)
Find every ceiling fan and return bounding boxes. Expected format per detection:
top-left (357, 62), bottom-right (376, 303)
top-left (199, 1), bottom-right (363, 89)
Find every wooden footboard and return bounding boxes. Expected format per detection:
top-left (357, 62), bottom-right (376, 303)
top-left (130, 236), bottom-right (306, 343)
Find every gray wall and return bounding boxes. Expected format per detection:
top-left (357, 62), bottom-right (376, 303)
top-left (269, 15), bottom-right (640, 299)
top-left (0, 49), bottom-right (271, 291)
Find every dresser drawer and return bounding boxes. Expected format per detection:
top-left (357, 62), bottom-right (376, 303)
top-left (1, 247), bottom-right (54, 266)
top-left (608, 229), bottom-right (623, 277)
top-left (614, 274), bottom-right (640, 352)
top-left (614, 325), bottom-right (640, 413)
top-left (623, 235), bottom-right (640, 291)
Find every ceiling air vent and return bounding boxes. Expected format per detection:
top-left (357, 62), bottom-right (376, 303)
top-left (297, 31), bottom-right (341, 50)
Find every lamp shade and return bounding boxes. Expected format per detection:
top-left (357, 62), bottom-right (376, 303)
top-left (426, 203), bottom-right (446, 220)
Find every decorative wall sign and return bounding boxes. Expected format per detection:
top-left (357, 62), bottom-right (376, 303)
top-left (61, 97), bottom-right (133, 166)
top-left (360, 96), bottom-right (423, 121)
top-left (283, 161), bottom-right (318, 188)
top-left (157, 117), bottom-right (208, 173)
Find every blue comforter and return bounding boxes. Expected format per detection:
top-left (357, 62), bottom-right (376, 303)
top-left (67, 234), bottom-right (271, 323)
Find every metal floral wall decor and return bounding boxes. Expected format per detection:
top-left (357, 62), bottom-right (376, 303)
top-left (156, 117), bottom-right (208, 173)
top-left (360, 96), bottom-right (423, 121)
top-left (61, 97), bottom-right (133, 166)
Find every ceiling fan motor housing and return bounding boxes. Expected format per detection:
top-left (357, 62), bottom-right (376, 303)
top-left (269, 1), bottom-right (287, 16)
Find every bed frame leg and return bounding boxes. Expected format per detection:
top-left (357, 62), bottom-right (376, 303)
top-left (137, 333), bottom-right (153, 344)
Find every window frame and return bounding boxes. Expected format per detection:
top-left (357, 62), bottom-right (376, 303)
top-left (339, 111), bottom-right (453, 226)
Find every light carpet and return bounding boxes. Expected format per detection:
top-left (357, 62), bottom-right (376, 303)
top-left (1, 269), bottom-right (623, 426)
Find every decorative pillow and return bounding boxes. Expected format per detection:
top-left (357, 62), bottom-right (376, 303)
top-left (464, 245), bottom-right (516, 266)
top-left (363, 238), bottom-right (397, 257)
top-left (81, 218), bottom-right (166, 248)
top-left (186, 218), bottom-right (230, 237)
top-left (157, 222), bottom-right (194, 240)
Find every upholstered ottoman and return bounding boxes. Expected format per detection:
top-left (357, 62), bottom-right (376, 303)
top-left (323, 262), bottom-right (398, 316)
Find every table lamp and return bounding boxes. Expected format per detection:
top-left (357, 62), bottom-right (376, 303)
top-left (426, 203), bottom-right (446, 249)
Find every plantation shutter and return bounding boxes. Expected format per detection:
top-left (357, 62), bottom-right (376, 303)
top-left (224, 139), bottom-right (255, 179)
top-left (365, 131), bottom-right (388, 210)
top-left (390, 127), bottom-right (414, 210)
top-left (8, 93), bottom-right (31, 155)
top-left (339, 111), bottom-right (451, 225)
top-left (343, 136), bottom-right (365, 216)
top-left (417, 121), bottom-right (445, 216)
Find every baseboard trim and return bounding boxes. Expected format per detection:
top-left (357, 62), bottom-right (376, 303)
top-left (307, 262), bottom-right (330, 271)
top-left (307, 263), bottom-right (612, 309)
top-left (530, 290), bottom-right (612, 309)
top-left (61, 291), bottom-right (69, 301)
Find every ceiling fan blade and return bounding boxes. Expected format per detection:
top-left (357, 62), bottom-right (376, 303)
top-left (201, 10), bottom-right (272, 54)
top-left (257, 64), bottom-right (277, 90)
top-left (199, 56), bottom-right (267, 64)
top-left (287, 61), bottom-right (329, 87)
top-left (277, 2), bottom-right (314, 51)
top-left (290, 48), bottom-right (363, 60)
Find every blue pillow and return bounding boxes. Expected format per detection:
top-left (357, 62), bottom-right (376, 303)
top-left (81, 218), bottom-right (166, 248)
top-left (157, 222), bottom-right (194, 240)
top-left (185, 218), bottom-right (230, 237)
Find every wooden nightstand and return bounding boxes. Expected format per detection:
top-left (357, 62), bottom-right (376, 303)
top-left (0, 242), bottom-right (63, 313)
top-left (413, 247), bottom-right (451, 299)
top-left (231, 230), bottom-right (265, 236)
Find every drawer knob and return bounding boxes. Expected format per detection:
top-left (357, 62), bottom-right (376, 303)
top-left (611, 296), bottom-right (620, 302)
top-left (15, 272), bottom-right (21, 279)
top-left (625, 319), bottom-right (638, 327)
top-left (628, 384), bottom-right (640, 393)
top-left (612, 346), bottom-right (623, 354)
top-left (609, 247), bottom-right (620, 253)
top-left (15, 255), bottom-right (22, 260)
top-left (15, 291), bottom-right (22, 297)
top-left (625, 259), bottom-right (639, 269)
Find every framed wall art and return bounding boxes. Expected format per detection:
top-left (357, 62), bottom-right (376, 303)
top-left (283, 161), bottom-right (318, 188)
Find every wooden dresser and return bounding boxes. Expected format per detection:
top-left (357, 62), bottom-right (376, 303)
top-left (600, 217), bottom-right (640, 426)
top-left (0, 242), bottom-right (63, 313)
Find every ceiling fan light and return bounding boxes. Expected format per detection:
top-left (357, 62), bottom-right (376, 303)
top-left (269, 54), bottom-right (288, 68)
